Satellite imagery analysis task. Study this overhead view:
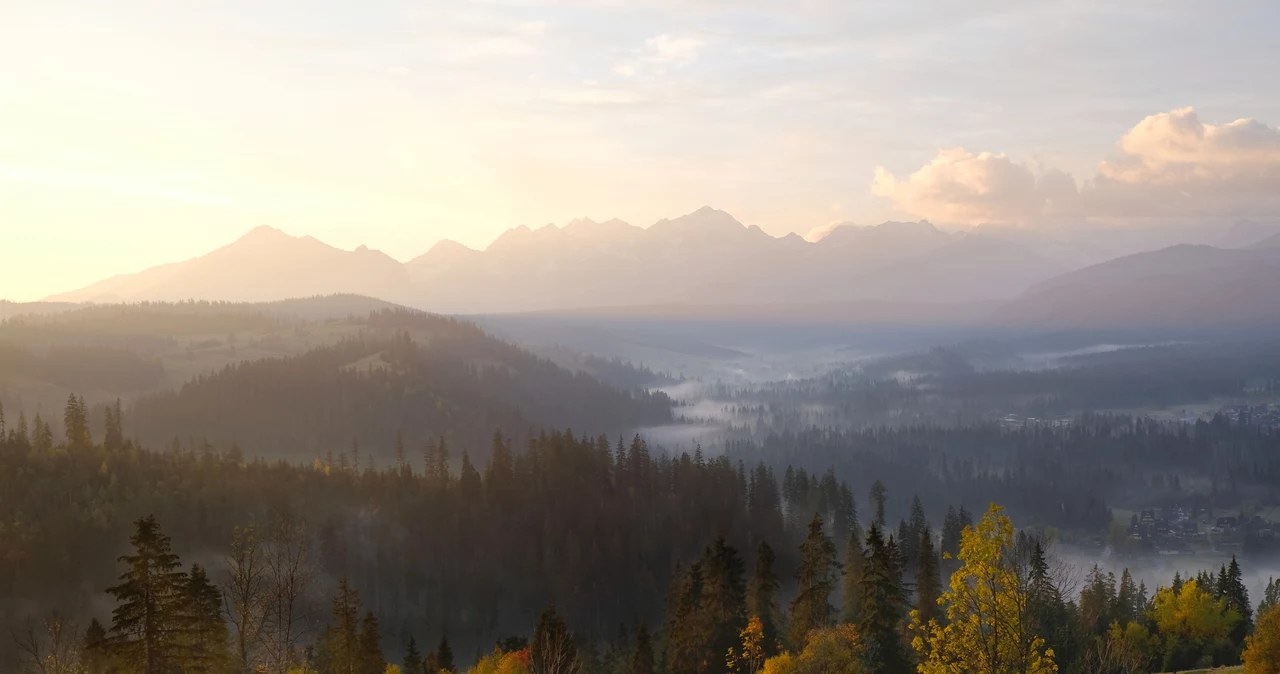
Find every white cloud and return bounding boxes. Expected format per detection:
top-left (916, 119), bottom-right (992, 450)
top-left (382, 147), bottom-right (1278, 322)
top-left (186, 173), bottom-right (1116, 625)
top-left (872, 108), bottom-right (1280, 224)
top-left (1085, 107), bottom-right (1280, 217)
top-left (871, 148), bottom-right (1074, 225)
top-left (446, 36), bottom-right (541, 62)
top-left (516, 20), bottom-right (548, 36)
top-left (614, 33), bottom-right (706, 78)
top-left (546, 88), bottom-right (648, 106)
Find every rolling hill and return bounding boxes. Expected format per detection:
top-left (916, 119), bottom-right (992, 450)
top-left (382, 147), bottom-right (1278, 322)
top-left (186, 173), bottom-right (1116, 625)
top-left (993, 244), bottom-right (1280, 329)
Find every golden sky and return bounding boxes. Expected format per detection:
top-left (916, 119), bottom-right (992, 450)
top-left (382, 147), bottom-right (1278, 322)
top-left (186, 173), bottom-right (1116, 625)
top-left (3, 1), bottom-right (1280, 300)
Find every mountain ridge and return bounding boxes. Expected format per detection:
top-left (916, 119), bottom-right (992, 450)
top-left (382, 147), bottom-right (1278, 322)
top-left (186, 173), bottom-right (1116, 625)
top-left (44, 208), bottom-right (1240, 317)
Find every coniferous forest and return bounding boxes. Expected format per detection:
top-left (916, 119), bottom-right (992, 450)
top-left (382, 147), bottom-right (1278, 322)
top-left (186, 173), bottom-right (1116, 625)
top-left (7, 395), bottom-right (1280, 674)
top-left (8, 303), bottom-right (1280, 674)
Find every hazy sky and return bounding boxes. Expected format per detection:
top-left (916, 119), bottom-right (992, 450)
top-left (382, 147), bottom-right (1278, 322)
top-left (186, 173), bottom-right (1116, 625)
top-left (4, 0), bottom-right (1280, 300)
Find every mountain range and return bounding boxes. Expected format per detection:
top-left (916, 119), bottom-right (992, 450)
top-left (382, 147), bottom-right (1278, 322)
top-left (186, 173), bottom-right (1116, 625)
top-left (41, 207), bottom-right (1280, 329)
top-left (48, 208), bottom-right (1071, 310)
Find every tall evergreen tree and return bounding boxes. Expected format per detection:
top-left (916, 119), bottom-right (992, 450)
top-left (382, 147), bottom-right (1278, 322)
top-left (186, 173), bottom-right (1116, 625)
top-left (747, 542), bottom-right (782, 656)
top-left (789, 514), bottom-right (841, 648)
top-left (183, 563), bottom-right (232, 673)
top-left (870, 480), bottom-right (888, 529)
top-left (630, 624), bottom-right (655, 674)
top-left (359, 611), bottom-right (385, 674)
top-left (63, 393), bottom-right (90, 449)
top-left (1225, 555), bottom-right (1253, 646)
top-left (841, 531), bottom-right (867, 626)
top-left (104, 398), bottom-right (125, 451)
top-left (860, 524), bottom-right (910, 674)
top-left (403, 635), bottom-right (423, 674)
top-left (435, 634), bottom-right (455, 673)
top-left (701, 536), bottom-right (747, 672)
top-left (105, 516), bottom-right (189, 674)
top-left (321, 578), bottom-right (362, 674)
top-left (82, 618), bottom-right (109, 674)
top-left (832, 484), bottom-right (858, 551)
top-left (914, 526), bottom-right (941, 626)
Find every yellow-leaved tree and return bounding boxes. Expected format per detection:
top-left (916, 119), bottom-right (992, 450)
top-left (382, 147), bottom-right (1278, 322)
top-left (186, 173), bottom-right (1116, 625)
top-left (1245, 602), bottom-right (1280, 674)
top-left (758, 624), bottom-right (864, 674)
top-left (909, 503), bottom-right (1057, 674)
top-left (728, 616), bottom-right (767, 674)
top-left (1151, 579), bottom-right (1238, 644)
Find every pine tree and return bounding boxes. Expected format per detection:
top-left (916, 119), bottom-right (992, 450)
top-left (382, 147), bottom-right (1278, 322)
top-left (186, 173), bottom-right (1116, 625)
top-left (435, 634), bottom-right (455, 673)
top-left (32, 412), bottom-right (53, 453)
top-left (904, 495), bottom-right (928, 571)
top-left (83, 618), bottom-right (109, 674)
top-left (105, 515), bottom-right (190, 674)
top-left (704, 536), bottom-right (747, 670)
top-left (665, 562), bottom-right (704, 674)
top-left (403, 635), bottom-right (423, 674)
top-left (789, 514), bottom-right (841, 648)
top-left (841, 531), bottom-right (866, 625)
top-left (1260, 577), bottom-right (1280, 614)
top-left (322, 578), bottom-right (362, 674)
top-left (1116, 568), bottom-right (1139, 624)
top-left (914, 526), bottom-right (941, 626)
top-left (870, 480), bottom-right (888, 528)
top-left (860, 524), bottom-right (910, 674)
top-left (183, 563), bottom-right (231, 673)
top-left (104, 398), bottom-right (125, 451)
top-left (359, 611), bottom-right (385, 674)
top-left (747, 542), bottom-right (782, 655)
top-left (630, 624), bottom-right (655, 674)
top-left (1225, 555), bottom-right (1253, 646)
top-left (63, 393), bottom-right (90, 449)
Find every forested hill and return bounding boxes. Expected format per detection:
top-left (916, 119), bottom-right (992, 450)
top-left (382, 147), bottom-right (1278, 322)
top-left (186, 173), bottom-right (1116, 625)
top-left (128, 314), bottom-right (674, 461)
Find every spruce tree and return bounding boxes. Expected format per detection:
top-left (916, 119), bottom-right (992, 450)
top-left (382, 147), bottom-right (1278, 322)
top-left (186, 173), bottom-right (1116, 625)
top-left (841, 531), bottom-right (867, 625)
top-left (870, 480), bottom-right (888, 528)
top-left (1225, 555), bottom-right (1253, 646)
top-left (105, 516), bottom-right (189, 674)
top-left (860, 524), bottom-right (910, 674)
top-left (914, 526), bottom-right (941, 626)
top-left (359, 611), bottom-right (385, 674)
top-left (183, 563), bottom-right (231, 673)
top-left (747, 541), bottom-right (782, 655)
top-left (434, 634), bottom-right (455, 673)
top-left (403, 635), bottom-right (423, 674)
top-left (323, 578), bottom-right (362, 674)
top-left (702, 536), bottom-right (747, 670)
top-left (104, 399), bottom-right (125, 451)
top-left (789, 514), bottom-right (840, 648)
top-left (630, 625), bottom-right (655, 674)
top-left (83, 618), bottom-right (109, 674)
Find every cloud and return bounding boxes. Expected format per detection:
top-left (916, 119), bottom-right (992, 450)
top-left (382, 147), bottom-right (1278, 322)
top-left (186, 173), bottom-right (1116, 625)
top-left (1085, 107), bottom-right (1280, 217)
top-left (614, 33), bottom-right (706, 78)
top-left (446, 36), bottom-right (541, 62)
top-left (871, 148), bottom-right (1075, 225)
top-left (804, 220), bottom-right (854, 242)
top-left (872, 108), bottom-right (1280, 224)
top-left (546, 88), bottom-right (648, 106)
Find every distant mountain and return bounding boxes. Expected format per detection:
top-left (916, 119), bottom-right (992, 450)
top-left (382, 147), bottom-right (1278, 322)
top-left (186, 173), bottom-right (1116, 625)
top-left (49, 208), bottom-right (1136, 313)
top-left (48, 226), bottom-right (414, 304)
top-left (1250, 231), bottom-right (1280, 249)
top-left (1219, 219), bottom-right (1280, 249)
top-left (407, 207), bottom-right (1060, 311)
top-left (994, 244), bottom-right (1280, 329)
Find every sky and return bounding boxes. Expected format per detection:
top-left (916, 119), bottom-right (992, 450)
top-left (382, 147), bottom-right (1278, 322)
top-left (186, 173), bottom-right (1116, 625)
top-left (3, 0), bottom-right (1280, 301)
